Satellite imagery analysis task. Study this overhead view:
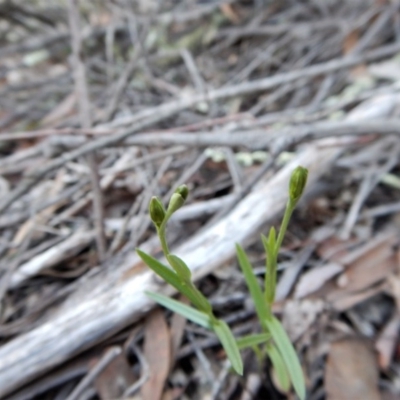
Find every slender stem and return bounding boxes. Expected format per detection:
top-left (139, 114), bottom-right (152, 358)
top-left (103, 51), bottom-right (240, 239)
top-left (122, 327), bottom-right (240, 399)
top-left (265, 252), bottom-right (276, 306)
top-left (157, 223), bottom-right (170, 257)
top-left (275, 200), bottom-right (295, 254)
top-left (265, 200), bottom-right (295, 304)
top-left (157, 206), bottom-right (176, 256)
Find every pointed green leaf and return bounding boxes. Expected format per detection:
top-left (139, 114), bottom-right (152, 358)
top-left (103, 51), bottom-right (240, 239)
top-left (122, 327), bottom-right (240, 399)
top-left (137, 249), bottom-right (183, 291)
top-left (184, 282), bottom-right (213, 315)
top-left (236, 244), bottom-right (270, 328)
top-left (269, 227), bottom-right (276, 256)
top-left (236, 333), bottom-right (271, 350)
top-left (167, 254), bottom-right (192, 281)
top-left (265, 227), bottom-right (277, 254)
top-left (266, 316), bottom-right (306, 400)
top-left (261, 233), bottom-right (269, 254)
top-left (214, 320), bottom-right (243, 375)
top-left (252, 344), bottom-right (264, 366)
top-left (267, 343), bottom-right (291, 393)
top-left (262, 229), bottom-right (277, 306)
top-left (137, 249), bottom-right (205, 309)
top-left (146, 291), bottom-right (212, 329)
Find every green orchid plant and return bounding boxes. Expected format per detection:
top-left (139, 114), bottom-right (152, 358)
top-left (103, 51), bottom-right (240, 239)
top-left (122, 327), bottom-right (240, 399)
top-left (137, 166), bottom-right (308, 400)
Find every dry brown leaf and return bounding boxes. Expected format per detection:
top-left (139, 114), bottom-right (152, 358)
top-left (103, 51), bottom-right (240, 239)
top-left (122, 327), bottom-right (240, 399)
top-left (343, 30), bottom-right (359, 55)
top-left (389, 273), bottom-right (400, 311)
top-left (325, 337), bottom-right (380, 400)
top-left (337, 249), bottom-right (396, 293)
top-left (89, 10), bottom-right (113, 26)
top-left (316, 236), bottom-right (353, 262)
top-left (339, 231), bottom-right (395, 266)
top-left (94, 353), bottom-right (136, 399)
top-left (331, 283), bottom-right (386, 312)
top-left (161, 387), bottom-right (184, 400)
top-left (325, 231), bottom-right (397, 308)
top-left (387, 247), bottom-right (400, 311)
top-left (294, 262), bottom-right (343, 299)
top-left (219, 4), bottom-right (240, 24)
top-left (342, 28), bottom-right (367, 78)
top-left (169, 295), bottom-right (188, 369)
top-left (141, 308), bottom-right (171, 400)
top-left (303, 232), bottom-right (397, 309)
top-left (375, 313), bottom-right (400, 370)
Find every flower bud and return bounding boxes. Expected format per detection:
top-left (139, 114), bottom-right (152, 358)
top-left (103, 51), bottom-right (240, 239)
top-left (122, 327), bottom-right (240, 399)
top-left (149, 196), bottom-right (165, 227)
top-left (175, 185), bottom-right (189, 201)
top-left (289, 166), bottom-right (308, 204)
top-left (167, 185), bottom-right (189, 214)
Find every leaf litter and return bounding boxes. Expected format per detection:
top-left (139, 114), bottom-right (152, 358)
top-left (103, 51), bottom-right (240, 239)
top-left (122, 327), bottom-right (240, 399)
top-left (0, 1), bottom-right (400, 399)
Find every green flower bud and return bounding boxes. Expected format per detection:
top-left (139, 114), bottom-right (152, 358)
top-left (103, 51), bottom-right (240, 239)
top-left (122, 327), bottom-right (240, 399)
top-left (289, 166), bottom-right (308, 204)
top-left (175, 184), bottom-right (189, 201)
top-left (167, 193), bottom-right (185, 214)
top-left (167, 185), bottom-right (189, 214)
top-left (149, 196), bottom-right (166, 227)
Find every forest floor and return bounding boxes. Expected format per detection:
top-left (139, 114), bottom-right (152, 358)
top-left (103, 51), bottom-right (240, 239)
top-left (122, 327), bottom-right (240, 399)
top-left (0, 1), bottom-right (400, 399)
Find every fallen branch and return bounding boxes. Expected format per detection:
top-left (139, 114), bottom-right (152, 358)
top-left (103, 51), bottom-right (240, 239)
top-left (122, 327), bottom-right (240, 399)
top-left (9, 229), bottom-right (95, 288)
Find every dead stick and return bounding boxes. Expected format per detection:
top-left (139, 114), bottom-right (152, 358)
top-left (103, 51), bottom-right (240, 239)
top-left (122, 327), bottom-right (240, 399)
top-left (67, 0), bottom-right (106, 260)
top-left (1, 42), bottom-right (400, 215)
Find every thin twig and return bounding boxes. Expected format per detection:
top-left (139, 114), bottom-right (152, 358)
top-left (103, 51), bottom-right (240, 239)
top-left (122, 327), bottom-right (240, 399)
top-left (211, 360), bottom-right (231, 400)
top-left (0, 235), bottom-right (32, 322)
top-left (163, 151), bottom-right (207, 202)
top-left (65, 346), bottom-right (122, 400)
top-left (340, 141), bottom-right (400, 239)
top-left (187, 331), bottom-right (215, 385)
top-left (1, 42), bottom-right (400, 215)
top-left (122, 345), bottom-right (149, 398)
top-left (67, 0), bottom-right (106, 261)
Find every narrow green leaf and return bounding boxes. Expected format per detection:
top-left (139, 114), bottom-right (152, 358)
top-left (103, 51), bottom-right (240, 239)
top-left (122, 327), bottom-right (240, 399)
top-left (137, 249), bottom-right (184, 291)
top-left (262, 229), bottom-right (277, 306)
top-left (252, 344), bottom-right (264, 367)
top-left (269, 227), bottom-right (276, 256)
top-left (261, 233), bottom-right (269, 254)
top-left (261, 229), bottom-right (276, 256)
top-left (236, 333), bottom-right (271, 350)
top-left (146, 291), bottom-right (212, 329)
top-left (214, 320), bottom-right (243, 375)
top-left (268, 227), bottom-right (277, 252)
top-left (137, 249), bottom-right (206, 310)
top-left (236, 244), bottom-right (270, 328)
top-left (266, 316), bottom-right (306, 400)
top-left (167, 254), bottom-right (192, 281)
top-left (267, 343), bottom-right (291, 393)
top-left (184, 282), bottom-right (213, 315)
